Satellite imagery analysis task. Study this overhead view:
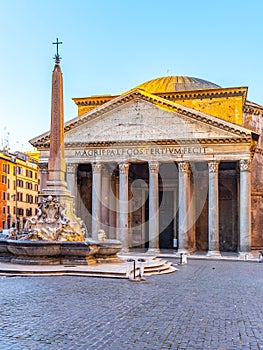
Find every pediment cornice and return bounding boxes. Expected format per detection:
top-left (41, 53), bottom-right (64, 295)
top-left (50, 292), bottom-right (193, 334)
top-left (30, 89), bottom-right (256, 148)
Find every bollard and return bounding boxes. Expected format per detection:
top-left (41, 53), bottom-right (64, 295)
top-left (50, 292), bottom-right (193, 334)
top-left (137, 258), bottom-right (146, 278)
top-left (179, 253), bottom-right (183, 264)
top-left (258, 253), bottom-right (263, 263)
top-left (179, 253), bottom-right (187, 265)
top-left (126, 258), bottom-right (136, 279)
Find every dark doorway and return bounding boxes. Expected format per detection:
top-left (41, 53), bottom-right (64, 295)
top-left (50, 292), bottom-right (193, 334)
top-left (145, 196), bottom-right (149, 249)
top-left (159, 191), bottom-right (174, 249)
top-left (219, 164), bottom-right (238, 252)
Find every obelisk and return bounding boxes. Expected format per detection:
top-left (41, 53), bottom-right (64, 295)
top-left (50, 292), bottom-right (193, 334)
top-left (31, 39), bottom-right (86, 241)
top-left (45, 38), bottom-right (68, 194)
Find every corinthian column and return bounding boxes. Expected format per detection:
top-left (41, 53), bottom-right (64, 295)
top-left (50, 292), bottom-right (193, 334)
top-left (92, 162), bottom-right (102, 240)
top-left (101, 166), bottom-right (110, 236)
top-left (147, 161), bottom-right (160, 253)
top-left (239, 159), bottom-right (251, 254)
top-left (207, 161), bottom-right (221, 257)
top-left (178, 162), bottom-right (191, 253)
top-left (118, 162), bottom-right (130, 252)
top-left (109, 174), bottom-right (117, 239)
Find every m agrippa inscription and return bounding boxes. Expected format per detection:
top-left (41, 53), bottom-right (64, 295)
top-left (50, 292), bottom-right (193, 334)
top-left (75, 146), bottom-right (207, 158)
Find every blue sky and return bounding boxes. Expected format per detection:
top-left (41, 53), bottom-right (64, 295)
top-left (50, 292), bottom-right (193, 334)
top-left (0, 0), bottom-right (262, 151)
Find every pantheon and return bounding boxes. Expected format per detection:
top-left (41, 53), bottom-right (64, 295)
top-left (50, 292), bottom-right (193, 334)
top-left (31, 74), bottom-right (263, 255)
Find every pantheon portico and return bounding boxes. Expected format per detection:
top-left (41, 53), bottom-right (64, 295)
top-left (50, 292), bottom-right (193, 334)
top-left (31, 76), bottom-right (263, 255)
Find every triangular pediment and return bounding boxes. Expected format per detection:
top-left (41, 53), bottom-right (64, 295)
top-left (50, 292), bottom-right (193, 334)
top-left (30, 89), bottom-right (255, 147)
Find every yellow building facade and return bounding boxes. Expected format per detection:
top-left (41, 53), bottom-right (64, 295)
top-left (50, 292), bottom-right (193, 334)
top-left (0, 150), bottom-right (39, 231)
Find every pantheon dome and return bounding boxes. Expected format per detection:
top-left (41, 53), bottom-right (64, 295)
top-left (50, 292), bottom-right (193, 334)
top-left (135, 76), bottom-right (221, 93)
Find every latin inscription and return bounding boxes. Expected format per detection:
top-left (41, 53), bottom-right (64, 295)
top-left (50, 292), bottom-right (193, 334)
top-left (75, 146), bottom-right (207, 158)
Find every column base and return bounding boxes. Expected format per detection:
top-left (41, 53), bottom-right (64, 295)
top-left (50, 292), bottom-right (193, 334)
top-left (146, 248), bottom-right (160, 255)
top-left (206, 250), bottom-right (221, 257)
top-left (176, 248), bottom-right (195, 255)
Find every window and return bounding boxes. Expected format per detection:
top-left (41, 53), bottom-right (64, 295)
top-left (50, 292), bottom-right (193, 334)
top-left (26, 194), bottom-right (33, 203)
top-left (3, 164), bottom-right (7, 173)
top-left (7, 206), bottom-right (10, 214)
top-left (3, 207), bottom-right (6, 214)
top-left (17, 180), bottom-right (24, 188)
top-left (16, 166), bottom-right (23, 175)
top-left (26, 208), bottom-right (32, 216)
top-left (7, 179), bottom-right (10, 188)
top-left (26, 182), bottom-right (33, 190)
top-left (18, 208), bottom-right (24, 216)
top-left (2, 175), bottom-right (7, 184)
top-left (17, 192), bottom-right (23, 202)
top-left (2, 191), bottom-right (6, 200)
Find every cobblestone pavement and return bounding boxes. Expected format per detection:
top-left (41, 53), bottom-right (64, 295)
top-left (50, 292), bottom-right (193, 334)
top-left (0, 259), bottom-right (262, 350)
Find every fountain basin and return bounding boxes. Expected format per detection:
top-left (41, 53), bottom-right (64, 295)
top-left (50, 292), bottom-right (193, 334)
top-left (0, 239), bottom-right (122, 265)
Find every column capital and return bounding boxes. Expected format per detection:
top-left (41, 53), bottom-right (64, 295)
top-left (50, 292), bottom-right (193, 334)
top-left (148, 161), bottom-right (159, 173)
top-left (92, 162), bottom-right (102, 174)
top-left (119, 162), bottom-right (129, 174)
top-left (66, 163), bottom-right (78, 174)
top-left (101, 165), bottom-right (110, 177)
top-left (239, 159), bottom-right (251, 172)
top-left (178, 161), bottom-right (191, 173)
top-left (208, 160), bottom-right (220, 173)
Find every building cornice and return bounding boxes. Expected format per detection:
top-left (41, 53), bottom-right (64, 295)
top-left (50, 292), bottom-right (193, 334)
top-left (30, 89), bottom-right (257, 148)
top-left (244, 101), bottom-right (263, 116)
top-left (73, 87), bottom-right (248, 108)
top-left (33, 137), bottom-right (252, 150)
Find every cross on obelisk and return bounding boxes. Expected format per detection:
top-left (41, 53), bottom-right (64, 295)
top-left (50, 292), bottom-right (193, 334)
top-left (52, 38), bottom-right (62, 61)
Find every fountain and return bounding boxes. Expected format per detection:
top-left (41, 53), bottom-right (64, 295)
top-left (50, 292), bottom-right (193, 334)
top-left (0, 40), bottom-right (122, 265)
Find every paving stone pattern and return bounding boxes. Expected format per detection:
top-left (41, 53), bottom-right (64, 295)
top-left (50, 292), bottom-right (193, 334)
top-left (0, 259), bottom-right (262, 350)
